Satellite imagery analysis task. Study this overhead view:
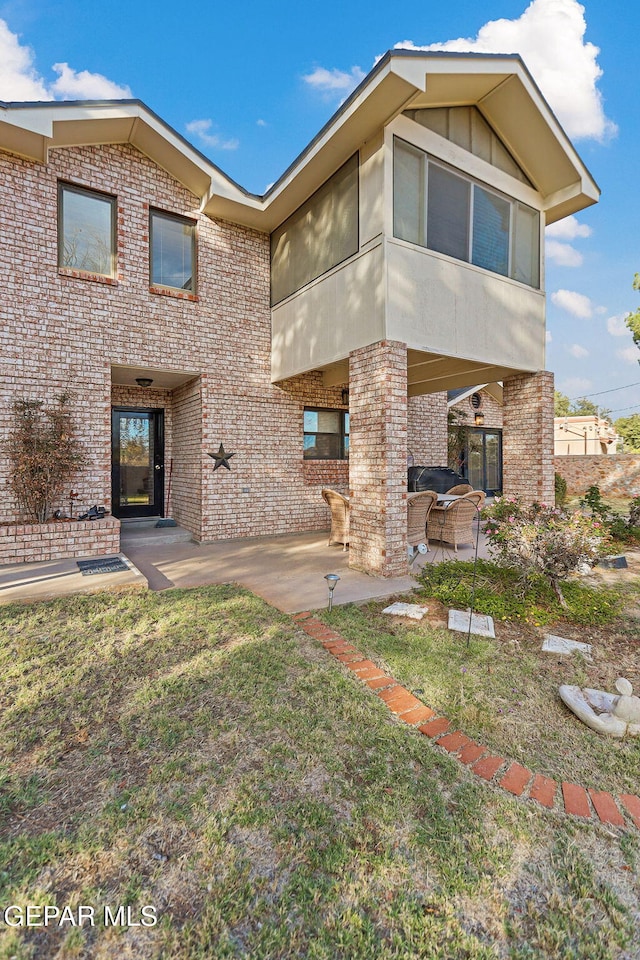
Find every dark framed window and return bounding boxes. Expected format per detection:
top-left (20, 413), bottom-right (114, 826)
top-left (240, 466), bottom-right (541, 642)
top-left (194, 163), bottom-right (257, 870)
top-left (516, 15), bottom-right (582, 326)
top-left (150, 209), bottom-right (196, 291)
top-left (393, 138), bottom-right (540, 288)
top-left (58, 182), bottom-right (116, 277)
top-left (303, 408), bottom-right (349, 460)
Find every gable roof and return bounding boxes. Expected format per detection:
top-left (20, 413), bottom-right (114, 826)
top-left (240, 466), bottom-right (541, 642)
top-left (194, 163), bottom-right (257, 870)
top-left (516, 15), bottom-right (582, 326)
top-left (0, 50), bottom-right (599, 231)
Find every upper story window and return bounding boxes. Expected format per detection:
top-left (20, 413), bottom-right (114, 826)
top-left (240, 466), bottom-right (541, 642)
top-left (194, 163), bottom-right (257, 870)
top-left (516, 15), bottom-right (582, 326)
top-left (58, 182), bottom-right (116, 278)
top-left (150, 210), bottom-right (196, 292)
top-left (271, 153), bottom-right (359, 306)
top-left (303, 408), bottom-right (349, 460)
top-left (393, 138), bottom-right (540, 289)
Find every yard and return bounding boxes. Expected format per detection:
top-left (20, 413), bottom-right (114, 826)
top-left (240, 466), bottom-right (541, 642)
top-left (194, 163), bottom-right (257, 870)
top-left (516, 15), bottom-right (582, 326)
top-left (1, 582), bottom-right (639, 959)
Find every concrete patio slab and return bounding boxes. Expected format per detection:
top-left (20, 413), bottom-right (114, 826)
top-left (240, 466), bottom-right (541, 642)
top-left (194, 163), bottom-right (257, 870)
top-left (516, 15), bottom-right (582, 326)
top-left (0, 553), bottom-right (145, 604)
top-left (122, 531), bottom-right (419, 613)
top-left (0, 523), bottom-right (491, 614)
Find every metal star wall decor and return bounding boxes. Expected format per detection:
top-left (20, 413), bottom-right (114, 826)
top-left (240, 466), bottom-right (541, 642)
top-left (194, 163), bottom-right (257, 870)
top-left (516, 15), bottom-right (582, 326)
top-left (207, 443), bottom-right (236, 471)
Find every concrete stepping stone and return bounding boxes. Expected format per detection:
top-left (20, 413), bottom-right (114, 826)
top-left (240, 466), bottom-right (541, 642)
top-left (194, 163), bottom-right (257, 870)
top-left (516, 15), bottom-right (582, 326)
top-left (448, 609), bottom-right (495, 638)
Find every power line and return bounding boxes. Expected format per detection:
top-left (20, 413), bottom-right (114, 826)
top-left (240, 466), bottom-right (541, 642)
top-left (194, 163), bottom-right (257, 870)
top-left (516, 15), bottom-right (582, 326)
top-left (568, 379), bottom-right (640, 401)
top-left (608, 404), bottom-right (640, 415)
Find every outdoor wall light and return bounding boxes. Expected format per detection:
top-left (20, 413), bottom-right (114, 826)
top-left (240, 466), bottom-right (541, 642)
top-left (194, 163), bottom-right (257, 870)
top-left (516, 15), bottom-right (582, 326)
top-left (474, 412), bottom-right (485, 426)
top-left (341, 388), bottom-right (349, 406)
top-left (324, 573), bottom-right (340, 612)
top-left (135, 377), bottom-right (154, 388)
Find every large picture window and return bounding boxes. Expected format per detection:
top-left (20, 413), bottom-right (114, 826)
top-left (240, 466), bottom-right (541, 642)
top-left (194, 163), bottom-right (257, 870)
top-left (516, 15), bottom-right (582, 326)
top-left (150, 210), bottom-right (196, 292)
top-left (58, 182), bottom-right (116, 277)
top-left (393, 138), bottom-right (540, 288)
top-left (303, 408), bottom-right (349, 460)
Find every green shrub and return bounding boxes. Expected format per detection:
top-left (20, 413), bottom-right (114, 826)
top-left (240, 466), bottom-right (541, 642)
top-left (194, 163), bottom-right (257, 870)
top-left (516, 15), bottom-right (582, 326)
top-left (554, 472), bottom-right (568, 507)
top-left (417, 559), bottom-right (621, 626)
top-left (482, 497), bottom-right (609, 607)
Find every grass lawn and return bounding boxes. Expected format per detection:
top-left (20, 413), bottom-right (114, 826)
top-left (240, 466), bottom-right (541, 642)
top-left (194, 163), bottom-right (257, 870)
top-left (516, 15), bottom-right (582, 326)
top-left (1, 585), bottom-right (639, 959)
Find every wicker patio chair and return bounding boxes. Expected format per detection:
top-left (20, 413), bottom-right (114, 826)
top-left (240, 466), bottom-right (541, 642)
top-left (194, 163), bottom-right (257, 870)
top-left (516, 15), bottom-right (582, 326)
top-left (321, 488), bottom-right (350, 550)
top-left (444, 483), bottom-right (473, 495)
top-left (463, 490), bottom-right (486, 511)
top-left (407, 490), bottom-right (438, 550)
top-left (429, 491), bottom-right (484, 552)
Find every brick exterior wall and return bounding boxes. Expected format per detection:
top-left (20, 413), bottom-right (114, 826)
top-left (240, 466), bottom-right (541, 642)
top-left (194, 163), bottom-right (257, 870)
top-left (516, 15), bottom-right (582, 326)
top-left (407, 393), bottom-right (448, 465)
top-left (452, 390), bottom-right (503, 429)
top-left (503, 371), bottom-right (554, 504)
top-left (553, 455), bottom-right (640, 498)
top-left (349, 341), bottom-right (408, 577)
top-left (0, 139), bottom-right (359, 562)
top-left (0, 517), bottom-right (120, 564)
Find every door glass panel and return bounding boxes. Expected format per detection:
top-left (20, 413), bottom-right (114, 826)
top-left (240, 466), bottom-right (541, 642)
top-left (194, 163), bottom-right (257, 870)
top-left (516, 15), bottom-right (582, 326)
top-left (118, 414), bottom-right (154, 509)
top-left (485, 432), bottom-right (501, 491)
top-left (465, 431), bottom-right (484, 490)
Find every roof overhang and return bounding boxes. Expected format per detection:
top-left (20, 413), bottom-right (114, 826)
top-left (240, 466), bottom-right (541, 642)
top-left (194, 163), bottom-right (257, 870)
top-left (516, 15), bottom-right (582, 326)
top-left (0, 51), bottom-right (599, 232)
top-left (0, 98), bottom-right (255, 213)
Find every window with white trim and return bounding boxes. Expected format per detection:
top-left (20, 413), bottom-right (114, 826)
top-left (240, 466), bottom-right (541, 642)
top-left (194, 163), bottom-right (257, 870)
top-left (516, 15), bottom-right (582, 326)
top-left (393, 138), bottom-right (540, 288)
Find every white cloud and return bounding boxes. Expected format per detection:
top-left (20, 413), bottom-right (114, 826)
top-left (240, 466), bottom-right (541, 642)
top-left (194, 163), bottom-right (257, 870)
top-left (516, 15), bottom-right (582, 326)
top-left (302, 65), bottom-right (365, 95)
top-left (185, 119), bottom-right (239, 151)
top-left (545, 215), bottom-right (592, 240)
top-left (551, 289), bottom-right (594, 319)
top-left (559, 376), bottom-right (592, 396)
top-left (0, 19), bottom-right (131, 101)
top-left (395, 0), bottom-right (616, 142)
top-left (617, 345), bottom-right (639, 364)
top-left (546, 239), bottom-right (583, 267)
top-left (607, 314), bottom-right (630, 337)
top-left (256, 119), bottom-right (267, 127)
top-left (50, 63), bottom-right (131, 100)
top-left (545, 330), bottom-right (552, 343)
top-left (568, 343), bottom-right (589, 358)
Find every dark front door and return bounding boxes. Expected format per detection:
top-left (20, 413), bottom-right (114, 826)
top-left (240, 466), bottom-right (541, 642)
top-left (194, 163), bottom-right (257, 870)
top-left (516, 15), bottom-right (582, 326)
top-left (111, 408), bottom-right (164, 519)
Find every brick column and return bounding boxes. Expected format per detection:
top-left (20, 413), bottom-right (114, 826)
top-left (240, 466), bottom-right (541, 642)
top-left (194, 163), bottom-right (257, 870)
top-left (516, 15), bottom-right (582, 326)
top-left (503, 371), bottom-right (554, 504)
top-left (348, 340), bottom-right (408, 577)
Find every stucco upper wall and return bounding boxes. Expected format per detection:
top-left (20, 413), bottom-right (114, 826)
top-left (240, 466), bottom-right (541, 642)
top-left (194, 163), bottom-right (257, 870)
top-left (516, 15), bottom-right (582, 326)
top-left (385, 238), bottom-right (545, 371)
top-left (271, 243), bottom-right (384, 381)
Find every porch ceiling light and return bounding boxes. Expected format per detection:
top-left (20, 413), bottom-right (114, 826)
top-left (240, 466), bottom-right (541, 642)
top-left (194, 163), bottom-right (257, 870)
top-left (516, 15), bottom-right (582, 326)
top-left (324, 573), bottom-right (340, 612)
top-left (135, 377), bottom-right (154, 388)
top-left (474, 412), bottom-right (485, 426)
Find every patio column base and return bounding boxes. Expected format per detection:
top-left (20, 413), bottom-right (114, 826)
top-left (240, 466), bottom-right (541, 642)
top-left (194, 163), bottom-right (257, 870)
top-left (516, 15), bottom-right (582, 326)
top-left (348, 340), bottom-right (408, 578)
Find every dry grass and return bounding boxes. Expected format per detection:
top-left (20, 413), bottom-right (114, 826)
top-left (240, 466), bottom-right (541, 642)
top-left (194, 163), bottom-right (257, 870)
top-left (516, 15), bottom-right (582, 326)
top-left (0, 585), bottom-right (638, 959)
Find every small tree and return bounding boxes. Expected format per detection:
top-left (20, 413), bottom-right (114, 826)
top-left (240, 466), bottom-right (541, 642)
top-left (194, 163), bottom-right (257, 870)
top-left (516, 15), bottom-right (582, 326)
top-left (5, 392), bottom-right (83, 523)
top-left (483, 497), bottom-right (609, 607)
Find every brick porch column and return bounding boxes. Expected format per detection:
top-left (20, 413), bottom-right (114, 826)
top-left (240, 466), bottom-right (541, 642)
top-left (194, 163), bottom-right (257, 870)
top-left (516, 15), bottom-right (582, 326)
top-left (503, 370), bottom-right (554, 504)
top-left (348, 340), bottom-right (408, 577)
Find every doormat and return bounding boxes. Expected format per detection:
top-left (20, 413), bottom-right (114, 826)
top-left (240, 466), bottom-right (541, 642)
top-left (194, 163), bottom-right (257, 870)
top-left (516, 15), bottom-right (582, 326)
top-left (77, 556), bottom-right (129, 576)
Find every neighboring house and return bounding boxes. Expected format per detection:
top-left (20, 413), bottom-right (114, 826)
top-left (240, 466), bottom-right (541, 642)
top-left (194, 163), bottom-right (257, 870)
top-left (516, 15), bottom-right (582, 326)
top-left (448, 385), bottom-right (504, 495)
top-left (554, 416), bottom-right (619, 456)
top-left (0, 50), bottom-right (599, 576)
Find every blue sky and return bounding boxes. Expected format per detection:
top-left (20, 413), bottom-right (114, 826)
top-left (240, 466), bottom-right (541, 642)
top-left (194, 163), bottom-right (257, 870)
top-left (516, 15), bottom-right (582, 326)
top-left (1, 0), bottom-right (639, 419)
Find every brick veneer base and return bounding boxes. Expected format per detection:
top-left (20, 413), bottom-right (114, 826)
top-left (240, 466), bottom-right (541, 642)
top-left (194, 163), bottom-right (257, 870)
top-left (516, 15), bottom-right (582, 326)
top-left (0, 516), bottom-right (120, 564)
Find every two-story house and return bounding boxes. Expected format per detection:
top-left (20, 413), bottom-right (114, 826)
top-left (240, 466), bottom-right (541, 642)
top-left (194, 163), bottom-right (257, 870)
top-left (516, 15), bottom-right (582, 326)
top-left (0, 50), bottom-right (598, 576)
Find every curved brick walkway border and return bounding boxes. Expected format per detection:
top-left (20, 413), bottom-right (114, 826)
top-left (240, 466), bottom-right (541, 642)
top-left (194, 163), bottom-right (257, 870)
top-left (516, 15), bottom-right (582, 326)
top-left (293, 612), bottom-right (640, 831)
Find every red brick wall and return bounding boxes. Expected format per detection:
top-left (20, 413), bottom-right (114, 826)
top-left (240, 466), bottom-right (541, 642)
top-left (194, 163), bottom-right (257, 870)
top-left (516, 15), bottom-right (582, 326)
top-left (553, 455), bottom-right (640, 498)
top-left (407, 393), bottom-right (448, 464)
top-left (0, 141), bottom-right (357, 560)
top-left (503, 371), bottom-right (554, 504)
top-left (452, 390), bottom-right (503, 429)
top-left (349, 341), bottom-right (408, 577)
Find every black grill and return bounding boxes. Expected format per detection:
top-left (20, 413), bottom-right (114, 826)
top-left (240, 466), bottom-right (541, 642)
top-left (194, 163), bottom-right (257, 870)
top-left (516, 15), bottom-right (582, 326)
top-left (408, 465), bottom-right (466, 494)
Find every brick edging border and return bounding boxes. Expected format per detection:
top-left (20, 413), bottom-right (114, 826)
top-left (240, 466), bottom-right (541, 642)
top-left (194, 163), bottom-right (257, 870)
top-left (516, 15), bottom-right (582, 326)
top-left (293, 612), bottom-right (640, 831)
